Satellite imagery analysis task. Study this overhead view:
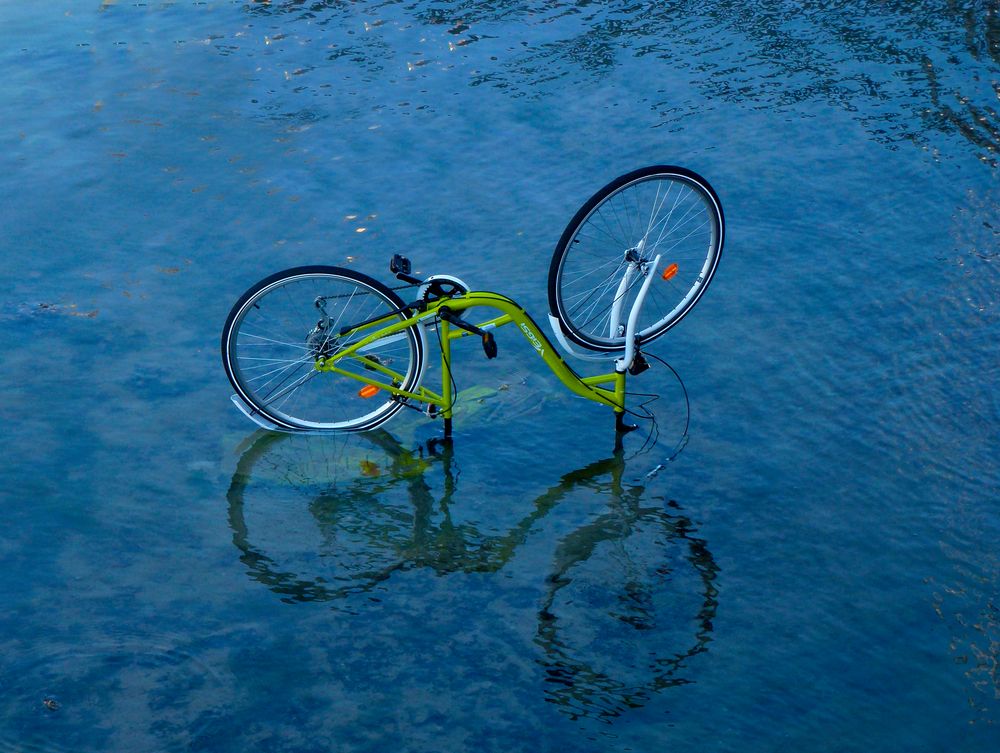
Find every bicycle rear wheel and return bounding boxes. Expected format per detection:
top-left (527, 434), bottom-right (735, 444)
top-left (222, 266), bottom-right (425, 431)
top-left (548, 166), bottom-right (724, 352)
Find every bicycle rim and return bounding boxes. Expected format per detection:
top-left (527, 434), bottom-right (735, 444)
top-left (550, 167), bottom-right (724, 352)
top-left (223, 267), bottom-right (424, 431)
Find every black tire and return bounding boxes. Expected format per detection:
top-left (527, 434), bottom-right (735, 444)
top-left (548, 165), bottom-right (725, 352)
top-left (222, 266), bottom-right (425, 431)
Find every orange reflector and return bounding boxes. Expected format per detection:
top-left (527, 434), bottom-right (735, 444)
top-left (358, 385), bottom-right (380, 399)
top-left (662, 263), bottom-right (679, 280)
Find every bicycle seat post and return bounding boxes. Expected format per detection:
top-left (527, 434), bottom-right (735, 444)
top-left (438, 314), bottom-right (455, 439)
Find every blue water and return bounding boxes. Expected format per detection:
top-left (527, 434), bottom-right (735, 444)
top-left (2, 1), bottom-right (998, 751)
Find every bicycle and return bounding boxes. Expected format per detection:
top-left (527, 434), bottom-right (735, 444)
top-left (221, 165), bottom-right (724, 441)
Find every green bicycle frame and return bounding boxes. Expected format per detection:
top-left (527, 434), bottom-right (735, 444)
top-left (314, 291), bottom-right (628, 430)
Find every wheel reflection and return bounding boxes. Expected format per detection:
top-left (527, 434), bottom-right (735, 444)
top-left (227, 430), bottom-right (560, 603)
top-left (226, 430), bottom-right (718, 719)
top-left (535, 457), bottom-right (718, 721)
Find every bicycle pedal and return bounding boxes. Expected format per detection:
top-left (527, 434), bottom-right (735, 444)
top-left (482, 332), bottom-right (498, 359)
top-left (390, 254), bottom-right (411, 275)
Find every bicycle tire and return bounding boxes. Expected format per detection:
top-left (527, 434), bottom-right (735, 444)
top-left (548, 165), bottom-right (725, 352)
top-left (222, 266), bottom-right (425, 431)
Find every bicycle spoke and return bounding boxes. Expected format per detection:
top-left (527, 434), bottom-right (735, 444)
top-left (225, 269), bottom-right (424, 430)
top-left (562, 256), bottom-right (625, 290)
top-left (261, 367), bottom-right (317, 407)
top-left (239, 331), bottom-right (311, 351)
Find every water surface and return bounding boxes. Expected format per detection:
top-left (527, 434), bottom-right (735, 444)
top-left (1, 1), bottom-right (998, 751)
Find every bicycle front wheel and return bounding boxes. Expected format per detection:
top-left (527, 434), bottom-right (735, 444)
top-left (222, 266), bottom-right (425, 431)
top-left (548, 165), bottom-right (724, 352)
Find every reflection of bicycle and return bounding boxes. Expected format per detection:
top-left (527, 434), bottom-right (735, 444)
top-left (221, 166), bottom-right (724, 439)
top-left (535, 456), bottom-right (719, 721)
top-left (227, 430), bottom-right (523, 603)
top-left (228, 430), bottom-right (586, 603)
top-left (226, 429), bottom-right (719, 719)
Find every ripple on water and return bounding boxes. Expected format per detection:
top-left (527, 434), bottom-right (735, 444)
top-left (879, 191), bottom-right (1000, 489)
top-left (883, 187), bottom-right (1000, 725)
top-left (0, 640), bottom-right (228, 753)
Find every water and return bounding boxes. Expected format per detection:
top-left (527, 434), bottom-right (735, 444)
top-left (1, 1), bottom-right (998, 750)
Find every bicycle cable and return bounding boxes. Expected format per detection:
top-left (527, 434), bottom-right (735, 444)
top-left (378, 281), bottom-right (688, 463)
top-left (617, 389), bottom-right (660, 459)
top-left (617, 351), bottom-right (691, 470)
